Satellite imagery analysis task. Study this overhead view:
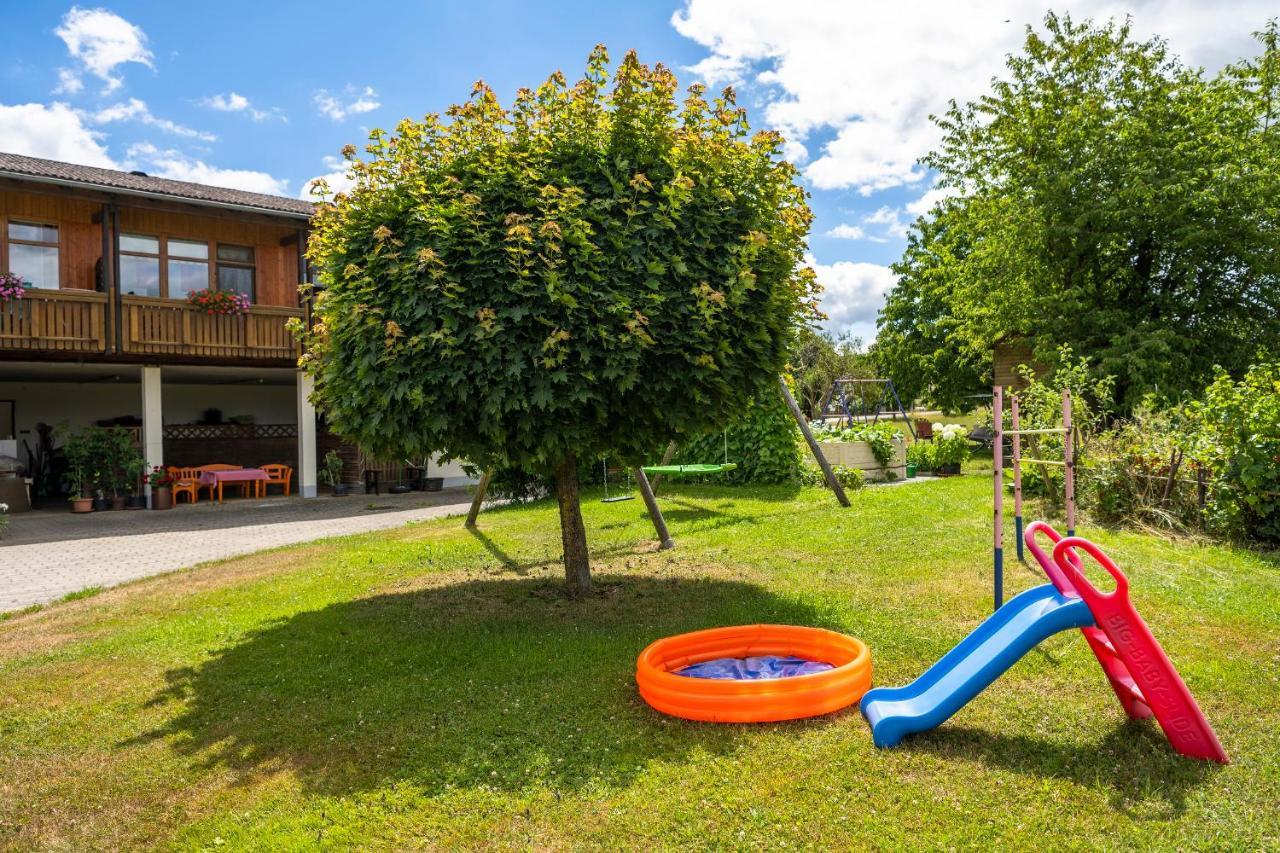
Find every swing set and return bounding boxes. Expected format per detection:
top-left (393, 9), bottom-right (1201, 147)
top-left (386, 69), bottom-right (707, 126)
top-left (464, 376), bottom-right (854, 549)
top-left (818, 378), bottom-right (916, 440)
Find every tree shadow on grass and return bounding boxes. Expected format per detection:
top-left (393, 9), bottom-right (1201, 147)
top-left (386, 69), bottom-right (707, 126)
top-left (130, 574), bottom-right (841, 799)
top-left (903, 719), bottom-right (1219, 819)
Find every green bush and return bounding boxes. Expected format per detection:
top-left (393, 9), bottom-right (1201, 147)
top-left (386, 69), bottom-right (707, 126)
top-left (1192, 362), bottom-right (1280, 542)
top-left (906, 441), bottom-right (934, 471)
top-left (672, 390), bottom-right (803, 485)
top-left (800, 462), bottom-right (865, 491)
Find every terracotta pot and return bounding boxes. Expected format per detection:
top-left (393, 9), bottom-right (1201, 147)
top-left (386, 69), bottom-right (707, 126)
top-left (151, 486), bottom-right (173, 510)
top-left (70, 497), bottom-right (94, 513)
top-left (110, 495), bottom-right (127, 511)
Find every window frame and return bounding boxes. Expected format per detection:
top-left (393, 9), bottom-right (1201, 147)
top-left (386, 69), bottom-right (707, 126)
top-left (215, 243), bottom-right (256, 302)
top-left (117, 233), bottom-right (219, 299)
top-left (3, 218), bottom-right (62, 289)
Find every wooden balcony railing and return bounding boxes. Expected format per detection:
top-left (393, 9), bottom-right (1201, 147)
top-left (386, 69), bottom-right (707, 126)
top-left (120, 297), bottom-right (302, 361)
top-left (0, 288), bottom-right (108, 353)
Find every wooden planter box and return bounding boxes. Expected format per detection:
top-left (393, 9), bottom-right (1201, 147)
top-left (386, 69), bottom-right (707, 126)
top-left (814, 440), bottom-right (906, 482)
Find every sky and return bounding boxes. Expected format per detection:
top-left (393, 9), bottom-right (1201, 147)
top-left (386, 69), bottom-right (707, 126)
top-left (1, 1), bottom-right (1273, 344)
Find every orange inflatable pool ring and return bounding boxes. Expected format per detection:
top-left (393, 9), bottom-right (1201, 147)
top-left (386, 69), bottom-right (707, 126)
top-left (636, 624), bottom-right (872, 723)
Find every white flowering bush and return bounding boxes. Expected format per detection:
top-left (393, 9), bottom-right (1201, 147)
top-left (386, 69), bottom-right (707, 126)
top-left (932, 423), bottom-right (971, 467)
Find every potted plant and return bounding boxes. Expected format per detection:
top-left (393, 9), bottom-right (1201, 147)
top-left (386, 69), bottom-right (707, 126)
top-left (60, 426), bottom-right (96, 513)
top-left (149, 466), bottom-right (174, 510)
top-left (932, 423), bottom-right (971, 476)
top-left (320, 450), bottom-right (349, 496)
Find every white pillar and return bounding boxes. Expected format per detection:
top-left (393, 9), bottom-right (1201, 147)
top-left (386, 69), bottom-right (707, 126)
top-left (296, 372), bottom-right (318, 498)
top-left (141, 366), bottom-right (164, 497)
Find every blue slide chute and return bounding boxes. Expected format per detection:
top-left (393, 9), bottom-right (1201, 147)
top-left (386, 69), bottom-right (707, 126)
top-left (862, 584), bottom-right (1094, 747)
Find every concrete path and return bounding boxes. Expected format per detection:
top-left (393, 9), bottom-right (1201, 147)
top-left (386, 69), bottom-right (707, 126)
top-left (0, 489), bottom-right (475, 611)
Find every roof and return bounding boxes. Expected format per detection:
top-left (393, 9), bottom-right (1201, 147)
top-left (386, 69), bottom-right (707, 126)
top-left (0, 151), bottom-right (315, 219)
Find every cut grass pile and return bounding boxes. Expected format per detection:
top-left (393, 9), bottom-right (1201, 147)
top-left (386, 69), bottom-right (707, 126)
top-left (1, 475), bottom-right (1277, 849)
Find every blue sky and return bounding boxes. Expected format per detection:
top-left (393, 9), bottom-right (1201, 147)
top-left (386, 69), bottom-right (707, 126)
top-left (2, 1), bottom-right (1271, 343)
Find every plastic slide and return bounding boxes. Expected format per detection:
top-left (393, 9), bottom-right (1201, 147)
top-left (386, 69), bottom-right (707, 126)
top-left (1024, 521), bottom-right (1153, 721)
top-left (861, 583), bottom-right (1094, 747)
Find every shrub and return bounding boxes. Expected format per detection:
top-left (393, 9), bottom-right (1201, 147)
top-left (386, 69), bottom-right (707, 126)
top-left (801, 462), bottom-right (865, 491)
top-left (671, 390), bottom-right (803, 485)
top-left (1192, 362), bottom-right (1280, 542)
top-left (906, 441), bottom-right (934, 471)
top-left (931, 423), bottom-right (971, 467)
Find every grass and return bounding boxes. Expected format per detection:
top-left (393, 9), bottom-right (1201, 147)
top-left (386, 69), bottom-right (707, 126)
top-left (1, 474), bottom-right (1278, 849)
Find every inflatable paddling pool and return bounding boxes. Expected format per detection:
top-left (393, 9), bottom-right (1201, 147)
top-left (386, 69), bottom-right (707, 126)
top-left (636, 624), bottom-right (872, 722)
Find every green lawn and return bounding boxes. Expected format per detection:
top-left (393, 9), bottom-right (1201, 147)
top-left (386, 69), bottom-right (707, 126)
top-left (1, 475), bottom-right (1278, 849)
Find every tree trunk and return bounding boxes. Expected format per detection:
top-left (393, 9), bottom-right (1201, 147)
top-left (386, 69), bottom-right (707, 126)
top-left (555, 453), bottom-right (592, 597)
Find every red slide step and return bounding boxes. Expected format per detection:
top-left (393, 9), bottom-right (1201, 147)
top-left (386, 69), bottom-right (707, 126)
top-left (1051, 536), bottom-right (1229, 764)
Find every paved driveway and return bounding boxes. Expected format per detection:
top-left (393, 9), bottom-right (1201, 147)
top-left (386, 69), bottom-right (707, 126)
top-left (0, 489), bottom-right (475, 611)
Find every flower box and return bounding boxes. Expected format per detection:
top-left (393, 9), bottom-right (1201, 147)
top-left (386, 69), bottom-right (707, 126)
top-left (816, 439), bottom-right (906, 482)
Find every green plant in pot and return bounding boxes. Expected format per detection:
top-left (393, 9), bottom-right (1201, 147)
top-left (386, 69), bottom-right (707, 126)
top-left (59, 426), bottom-right (97, 513)
top-left (932, 423), bottom-right (971, 475)
top-left (102, 427), bottom-right (142, 509)
top-left (320, 450), bottom-right (348, 496)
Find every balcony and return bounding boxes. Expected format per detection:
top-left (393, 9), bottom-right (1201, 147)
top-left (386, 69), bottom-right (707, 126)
top-left (0, 288), bottom-right (108, 354)
top-left (0, 290), bottom-right (302, 363)
top-left (120, 296), bottom-right (302, 361)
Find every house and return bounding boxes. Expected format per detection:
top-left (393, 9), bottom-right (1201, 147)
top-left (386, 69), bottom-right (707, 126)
top-left (0, 152), bottom-right (467, 505)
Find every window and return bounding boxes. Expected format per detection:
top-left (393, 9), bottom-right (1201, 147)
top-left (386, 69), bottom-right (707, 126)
top-left (216, 244), bottom-right (255, 300)
top-left (7, 221), bottom-right (59, 289)
top-left (167, 238), bottom-right (209, 299)
top-left (118, 233), bottom-right (161, 297)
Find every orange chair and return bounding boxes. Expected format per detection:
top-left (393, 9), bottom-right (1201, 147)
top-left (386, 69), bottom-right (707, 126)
top-left (260, 463), bottom-right (293, 497)
top-left (168, 467), bottom-right (201, 505)
top-left (195, 464), bottom-right (245, 501)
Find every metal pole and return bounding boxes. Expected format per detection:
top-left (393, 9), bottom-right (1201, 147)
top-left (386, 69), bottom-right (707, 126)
top-left (1063, 389), bottom-right (1075, 537)
top-left (464, 468), bottom-right (493, 528)
top-left (780, 376), bottom-right (850, 507)
top-left (634, 468), bottom-right (674, 550)
top-left (1012, 393), bottom-right (1023, 562)
top-left (993, 385), bottom-right (1004, 612)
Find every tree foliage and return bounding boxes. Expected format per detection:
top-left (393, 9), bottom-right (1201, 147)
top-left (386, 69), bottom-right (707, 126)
top-left (299, 47), bottom-right (818, 593)
top-left (874, 15), bottom-right (1280, 411)
top-left (788, 328), bottom-right (874, 418)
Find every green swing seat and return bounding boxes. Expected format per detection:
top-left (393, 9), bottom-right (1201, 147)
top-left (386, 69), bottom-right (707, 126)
top-left (641, 462), bottom-right (737, 476)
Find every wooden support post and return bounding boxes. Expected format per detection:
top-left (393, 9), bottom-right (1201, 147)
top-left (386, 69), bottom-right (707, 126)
top-left (1063, 390), bottom-right (1075, 537)
top-left (650, 441), bottom-right (678, 493)
top-left (993, 385), bottom-right (1004, 613)
top-left (780, 376), bottom-right (850, 507)
top-left (465, 468), bottom-right (493, 529)
top-left (1011, 393), bottom-right (1023, 562)
top-left (634, 467), bottom-right (674, 550)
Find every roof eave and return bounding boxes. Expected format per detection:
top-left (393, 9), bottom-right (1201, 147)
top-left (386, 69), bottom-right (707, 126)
top-left (0, 169), bottom-right (314, 221)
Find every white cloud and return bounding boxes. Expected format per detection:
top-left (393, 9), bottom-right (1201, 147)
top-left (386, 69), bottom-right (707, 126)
top-left (201, 92), bottom-right (282, 122)
top-left (314, 86), bottom-right (380, 121)
top-left (91, 98), bottom-right (215, 141)
top-left (825, 223), bottom-right (865, 240)
top-left (300, 155), bottom-right (357, 199)
top-left (125, 143), bottom-right (289, 196)
top-left (863, 206), bottom-right (909, 240)
top-left (673, 0), bottom-right (1276, 195)
top-left (0, 102), bottom-right (116, 168)
top-left (55, 6), bottom-right (153, 94)
top-left (806, 253), bottom-right (897, 335)
top-left (905, 184), bottom-right (959, 218)
top-left (54, 68), bottom-right (84, 95)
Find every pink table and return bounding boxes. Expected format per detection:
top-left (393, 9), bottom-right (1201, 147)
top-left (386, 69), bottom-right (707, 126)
top-left (199, 468), bottom-right (269, 503)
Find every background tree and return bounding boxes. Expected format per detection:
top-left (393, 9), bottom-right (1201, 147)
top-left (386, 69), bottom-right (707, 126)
top-left (874, 15), bottom-right (1280, 411)
top-left (788, 327), bottom-right (874, 417)
top-left (300, 47), bottom-right (818, 596)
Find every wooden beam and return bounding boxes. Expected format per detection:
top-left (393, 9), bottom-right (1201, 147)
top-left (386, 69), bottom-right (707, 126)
top-left (634, 467), bottom-right (674, 550)
top-left (464, 469), bottom-right (493, 528)
top-left (649, 441), bottom-right (678, 493)
top-left (780, 376), bottom-right (849, 507)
